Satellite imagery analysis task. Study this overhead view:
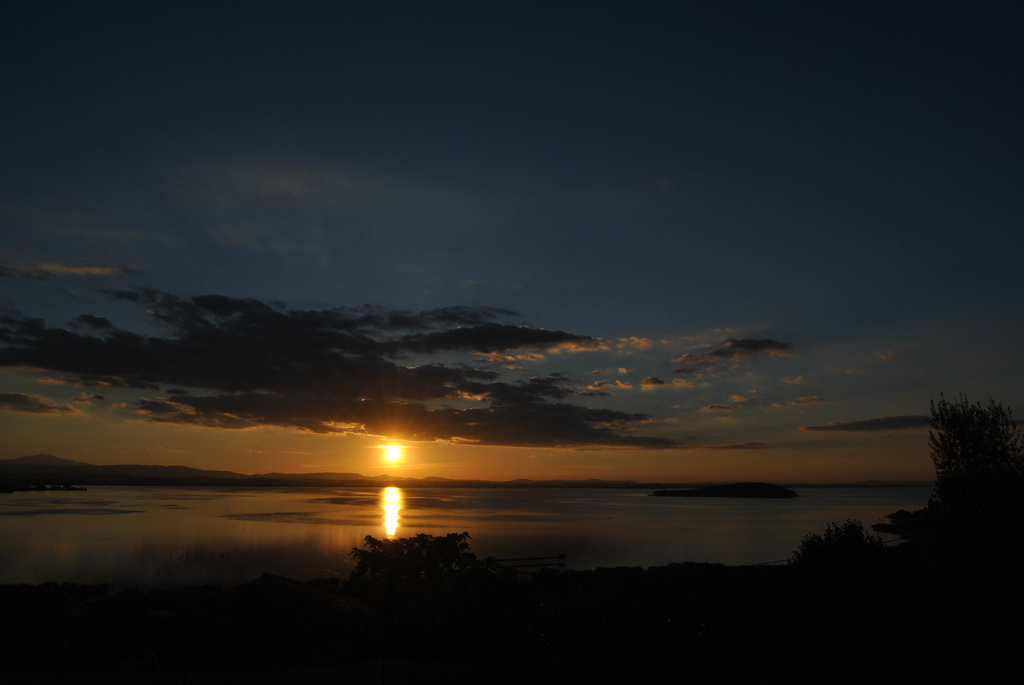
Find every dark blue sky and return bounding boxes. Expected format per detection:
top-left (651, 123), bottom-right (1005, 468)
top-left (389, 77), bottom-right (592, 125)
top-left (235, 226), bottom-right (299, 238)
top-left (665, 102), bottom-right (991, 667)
top-left (1, 1), bottom-right (1020, 481)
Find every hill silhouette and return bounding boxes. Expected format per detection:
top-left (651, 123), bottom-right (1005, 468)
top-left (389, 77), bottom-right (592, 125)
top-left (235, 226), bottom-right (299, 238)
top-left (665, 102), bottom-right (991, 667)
top-left (0, 454), bottom-right (699, 489)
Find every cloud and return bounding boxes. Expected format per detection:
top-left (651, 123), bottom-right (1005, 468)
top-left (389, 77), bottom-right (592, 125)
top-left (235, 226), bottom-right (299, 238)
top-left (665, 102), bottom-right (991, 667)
top-left (170, 160), bottom-right (493, 264)
top-left (3, 206), bottom-right (177, 247)
top-left (640, 377), bottom-right (665, 390)
top-left (347, 305), bottom-right (519, 332)
top-left (700, 404), bottom-right (734, 413)
top-left (672, 378), bottom-right (693, 388)
top-left (0, 289), bottom-right (675, 449)
top-left (41, 375), bottom-right (160, 390)
top-left (800, 415), bottom-right (929, 432)
top-left (0, 263), bottom-right (133, 280)
top-left (393, 322), bottom-right (599, 355)
top-left (71, 314), bottom-right (117, 330)
top-left (0, 393), bottom-right (77, 414)
top-left (483, 351), bottom-right (546, 367)
top-left (133, 387), bottom-right (673, 448)
top-left (586, 379), bottom-right (633, 392)
top-left (72, 392), bottom-right (104, 403)
top-left (616, 337), bottom-right (653, 351)
top-left (672, 337), bottom-right (794, 370)
top-left (774, 396), bottom-right (824, 408)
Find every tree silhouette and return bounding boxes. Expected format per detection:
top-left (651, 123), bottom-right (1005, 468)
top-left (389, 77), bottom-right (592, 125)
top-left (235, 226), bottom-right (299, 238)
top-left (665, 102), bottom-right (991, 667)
top-left (919, 394), bottom-right (1024, 668)
top-left (928, 393), bottom-right (1023, 541)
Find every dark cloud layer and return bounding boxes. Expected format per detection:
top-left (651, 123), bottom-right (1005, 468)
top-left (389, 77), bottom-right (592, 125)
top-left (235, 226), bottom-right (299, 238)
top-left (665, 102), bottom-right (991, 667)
top-left (0, 290), bottom-right (673, 448)
top-left (0, 393), bottom-right (75, 414)
top-left (801, 416), bottom-right (930, 432)
top-left (392, 322), bottom-right (597, 354)
top-left (674, 338), bottom-right (794, 370)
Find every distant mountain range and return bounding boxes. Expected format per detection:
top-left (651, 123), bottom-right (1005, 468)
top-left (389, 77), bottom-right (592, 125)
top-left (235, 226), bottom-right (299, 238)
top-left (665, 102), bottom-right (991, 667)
top-left (0, 453), bottom-right (671, 489)
top-left (0, 454), bottom-right (929, 490)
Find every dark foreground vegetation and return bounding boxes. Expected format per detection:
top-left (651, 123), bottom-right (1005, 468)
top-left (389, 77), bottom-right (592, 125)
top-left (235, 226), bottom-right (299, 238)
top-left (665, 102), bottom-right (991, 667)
top-left (2, 393), bottom-right (1021, 683)
top-left (0, 538), bottom-right (1012, 684)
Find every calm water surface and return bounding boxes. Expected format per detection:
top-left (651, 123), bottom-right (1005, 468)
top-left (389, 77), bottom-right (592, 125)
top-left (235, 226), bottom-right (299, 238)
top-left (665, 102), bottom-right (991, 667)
top-left (0, 485), bottom-right (930, 587)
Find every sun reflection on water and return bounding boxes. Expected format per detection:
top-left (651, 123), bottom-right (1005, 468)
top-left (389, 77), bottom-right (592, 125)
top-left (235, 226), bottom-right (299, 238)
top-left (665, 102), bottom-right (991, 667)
top-left (382, 486), bottom-right (403, 537)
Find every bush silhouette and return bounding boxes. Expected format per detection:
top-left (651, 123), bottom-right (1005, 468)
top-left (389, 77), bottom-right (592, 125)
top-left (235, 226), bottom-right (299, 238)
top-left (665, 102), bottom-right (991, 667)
top-left (789, 518), bottom-right (883, 569)
top-left (345, 531), bottom-right (495, 596)
top-left (343, 532), bottom-right (511, 658)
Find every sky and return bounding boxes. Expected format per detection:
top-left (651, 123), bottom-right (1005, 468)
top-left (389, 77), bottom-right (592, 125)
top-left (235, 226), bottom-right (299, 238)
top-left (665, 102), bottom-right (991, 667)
top-left (1, 1), bottom-right (1020, 483)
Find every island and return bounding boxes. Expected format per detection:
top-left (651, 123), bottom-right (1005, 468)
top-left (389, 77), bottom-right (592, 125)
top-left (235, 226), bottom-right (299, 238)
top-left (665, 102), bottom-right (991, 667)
top-left (650, 482), bottom-right (798, 499)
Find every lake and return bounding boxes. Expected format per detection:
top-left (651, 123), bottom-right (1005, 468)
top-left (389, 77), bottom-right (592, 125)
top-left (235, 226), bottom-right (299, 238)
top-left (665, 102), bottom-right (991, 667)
top-left (0, 485), bottom-right (930, 588)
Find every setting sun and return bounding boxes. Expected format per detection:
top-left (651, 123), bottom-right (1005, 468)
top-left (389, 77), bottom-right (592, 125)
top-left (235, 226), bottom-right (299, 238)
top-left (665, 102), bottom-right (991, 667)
top-left (384, 445), bottom-right (403, 463)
